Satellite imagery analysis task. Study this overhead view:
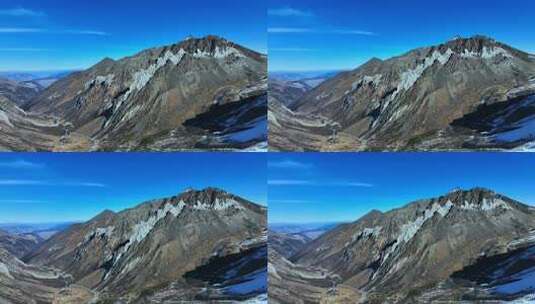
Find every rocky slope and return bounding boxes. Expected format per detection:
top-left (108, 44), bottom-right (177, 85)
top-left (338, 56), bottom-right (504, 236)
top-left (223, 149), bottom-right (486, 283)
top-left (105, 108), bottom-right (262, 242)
top-left (0, 96), bottom-right (70, 151)
top-left (0, 247), bottom-right (91, 304)
top-left (25, 36), bottom-right (267, 149)
top-left (2, 35), bottom-right (266, 151)
top-left (288, 188), bottom-right (535, 303)
top-left (24, 187), bottom-right (267, 302)
top-left (0, 229), bottom-right (43, 258)
top-left (269, 78), bottom-right (312, 108)
top-left (0, 77), bottom-right (43, 107)
top-left (272, 36), bottom-right (535, 151)
top-left (269, 231), bottom-right (310, 259)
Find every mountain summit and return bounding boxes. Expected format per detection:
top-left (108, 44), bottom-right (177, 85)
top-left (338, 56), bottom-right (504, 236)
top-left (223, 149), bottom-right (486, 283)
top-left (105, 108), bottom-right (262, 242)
top-left (281, 188), bottom-right (535, 303)
top-left (1, 35), bottom-right (267, 151)
top-left (23, 187), bottom-right (267, 302)
top-left (270, 35), bottom-right (535, 151)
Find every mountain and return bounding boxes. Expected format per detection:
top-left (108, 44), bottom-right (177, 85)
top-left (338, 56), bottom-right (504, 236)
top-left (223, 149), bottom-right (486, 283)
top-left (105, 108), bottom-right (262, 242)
top-left (0, 229), bottom-right (43, 258)
top-left (0, 77), bottom-right (43, 106)
top-left (0, 95), bottom-right (69, 151)
top-left (23, 187), bottom-right (267, 302)
top-left (269, 231), bottom-right (310, 259)
top-left (0, 247), bottom-right (95, 304)
top-left (269, 70), bottom-right (341, 83)
top-left (269, 78), bottom-right (312, 108)
top-left (0, 222), bottom-right (76, 240)
top-left (0, 70), bottom-right (75, 83)
top-left (277, 188), bottom-right (535, 303)
top-left (269, 222), bottom-right (339, 240)
top-left (18, 35), bottom-right (267, 151)
top-left (0, 36), bottom-right (266, 151)
top-left (271, 36), bottom-right (535, 151)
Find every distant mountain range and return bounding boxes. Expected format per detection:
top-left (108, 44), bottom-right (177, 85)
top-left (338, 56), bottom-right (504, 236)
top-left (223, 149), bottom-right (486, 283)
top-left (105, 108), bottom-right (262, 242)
top-left (269, 188), bottom-right (535, 303)
top-left (0, 187), bottom-right (267, 303)
top-left (269, 36), bottom-right (535, 151)
top-left (0, 36), bottom-right (267, 151)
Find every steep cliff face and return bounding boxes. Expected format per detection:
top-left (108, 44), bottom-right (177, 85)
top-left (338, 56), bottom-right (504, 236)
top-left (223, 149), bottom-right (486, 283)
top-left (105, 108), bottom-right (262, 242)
top-left (272, 36), bottom-right (535, 151)
top-left (24, 188), bottom-right (267, 302)
top-left (280, 188), bottom-right (535, 302)
top-left (1, 36), bottom-right (267, 151)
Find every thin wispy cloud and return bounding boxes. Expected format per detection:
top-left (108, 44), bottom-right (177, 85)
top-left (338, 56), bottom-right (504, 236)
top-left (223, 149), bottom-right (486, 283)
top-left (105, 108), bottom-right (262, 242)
top-left (268, 27), bottom-right (313, 33)
top-left (331, 29), bottom-right (376, 36)
top-left (0, 28), bottom-right (43, 33)
top-left (0, 180), bottom-right (47, 186)
top-left (268, 179), bottom-right (313, 185)
top-left (0, 8), bottom-right (45, 17)
top-left (0, 199), bottom-right (48, 204)
top-left (268, 179), bottom-right (374, 187)
top-left (268, 160), bottom-right (312, 169)
top-left (0, 180), bottom-right (107, 187)
top-left (269, 199), bottom-right (313, 204)
top-left (268, 27), bottom-right (376, 36)
top-left (0, 48), bottom-right (51, 52)
top-left (270, 47), bottom-right (315, 52)
top-left (0, 160), bottom-right (44, 169)
top-left (334, 182), bottom-right (374, 187)
top-left (268, 7), bottom-right (313, 17)
top-left (63, 30), bottom-right (110, 36)
top-left (0, 28), bottom-right (110, 35)
top-left (64, 182), bottom-right (107, 188)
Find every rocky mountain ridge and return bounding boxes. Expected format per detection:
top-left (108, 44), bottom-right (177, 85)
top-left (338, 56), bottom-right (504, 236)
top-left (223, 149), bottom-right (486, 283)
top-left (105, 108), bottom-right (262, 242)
top-left (271, 36), bottom-right (535, 151)
top-left (272, 188), bottom-right (535, 303)
top-left (24, 187), bottom-right (267, 302)
top-left (1, 35), bottom-right (267, 151)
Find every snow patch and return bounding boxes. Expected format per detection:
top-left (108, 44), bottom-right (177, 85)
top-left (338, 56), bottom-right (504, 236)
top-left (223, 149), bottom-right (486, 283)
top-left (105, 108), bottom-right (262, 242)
top-left (83, 226), bottom-right (115, 243)
top-left (493, 267), bottom-right (535, 295)
top-left (351, 74), bottom-right (382, 91)
top-left (121, 257), bottom-right (141, 275)
top-left (0, 262), bottom-right (12, 279)
top-left (509, 230), bottom-right (535, 248)
top-left (85, 74), bottom-right (115, 90)
top-left (238, 293), bottom-right (268, 303)
top-left (395, 49), bottom-right (454, 97)
top-left (129, 49), bottom-right (186, 94)
top-left (351, 226), bottom-right (382, 243)
top-left (460, 47), bottom-right (512, 59)
top-left (192, 197), bottom-right (245, 211)
top-left (383, 200), bottom-right (453, 262)
top-left (0, 110), bottom-right (13, 127)
top-left (224, 269), bottom-right (266, 296)
top-left (114, 201), bottom-right (186, 265)
top-left (117, 49), bottom-right (187, 110)
top-left (494, 116), bottom-right (535, 143)
top-left (460, 198), bottom-right (512, 211)
top-left (192, 46), bottom-right (244, 59)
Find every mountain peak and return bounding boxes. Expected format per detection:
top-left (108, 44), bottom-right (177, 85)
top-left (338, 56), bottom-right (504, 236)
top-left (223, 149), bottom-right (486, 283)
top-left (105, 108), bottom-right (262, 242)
top-left (176, 35), bottom-right (234, 53)
top-left (176, 187), bottom-right (243, 208)
top-left (444, 186), bottom-right (496, 197)
top-left (441, 35), bottom-right (504, 53)
top-left (435, 187), bottom-right (518, 212)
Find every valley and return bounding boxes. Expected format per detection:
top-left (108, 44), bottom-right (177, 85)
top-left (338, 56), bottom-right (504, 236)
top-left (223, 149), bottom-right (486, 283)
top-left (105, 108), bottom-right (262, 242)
top-left (269, 188), bottom-right (535, 303)
top-left (0, 36), bottom-right (267, 152)
top-left (269, 36), bottom-right (535, 151)
top-left (0, 188), bottom-right (267, 303)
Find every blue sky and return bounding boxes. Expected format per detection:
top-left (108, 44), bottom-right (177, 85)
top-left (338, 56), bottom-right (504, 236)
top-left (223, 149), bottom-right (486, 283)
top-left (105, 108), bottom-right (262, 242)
top-left (0, 0), bottom-right (267, 71)
top-left (269, 0), bottom-right (535, 71)
top-left (0, 153), bottom-right (267, 223)
top-left (269, 153), bottom-right (535, 224)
